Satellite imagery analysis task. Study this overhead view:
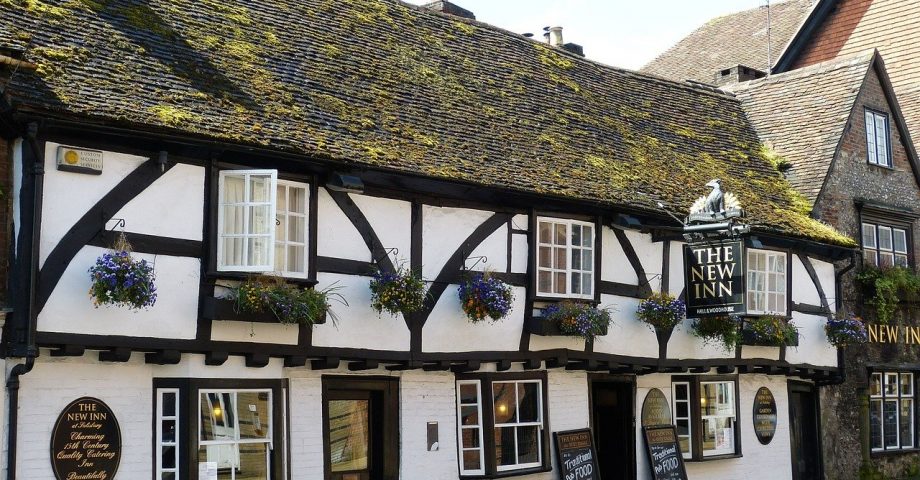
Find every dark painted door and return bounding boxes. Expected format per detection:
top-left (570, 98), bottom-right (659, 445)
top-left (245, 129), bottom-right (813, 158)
top-left (324, 378), bottom-right (399, 480)
top-left (789, 383), bottom-right (821, 480)
top-left (592, 381), bottom-right (635, 480)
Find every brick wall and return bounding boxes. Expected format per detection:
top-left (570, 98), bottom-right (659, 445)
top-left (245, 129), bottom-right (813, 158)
top-left (815, 64), bottom-right (920, 479)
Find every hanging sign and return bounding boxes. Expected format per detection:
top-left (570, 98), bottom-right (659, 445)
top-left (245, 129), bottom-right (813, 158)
top-left (554, 429), bottom-right (599, 480)
top-left (641, 388), bottom-right (672, 427)
top-left (56, 145), bottom-right (103, 175)
top-left (643, 425), bottom-right (689, 480)
top-left (684, 240), bottom-right (745, 317)
top-left (51, 397), bottom-right (121, 480)
top-left (753, 387), bottom-right (778, 445)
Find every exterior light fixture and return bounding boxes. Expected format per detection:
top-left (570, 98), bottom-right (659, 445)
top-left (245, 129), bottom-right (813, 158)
top-left (326, 172), bottom-right (364, 194)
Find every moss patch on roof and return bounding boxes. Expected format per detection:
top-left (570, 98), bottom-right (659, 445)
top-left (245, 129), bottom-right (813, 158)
top-left (0, 0), bottom-right (854, 247)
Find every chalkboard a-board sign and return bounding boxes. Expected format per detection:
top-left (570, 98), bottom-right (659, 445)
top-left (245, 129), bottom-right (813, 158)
top-left (643, 425), bottom-right (688, 480)
top-left (554, 428), bottom-right (600, 480)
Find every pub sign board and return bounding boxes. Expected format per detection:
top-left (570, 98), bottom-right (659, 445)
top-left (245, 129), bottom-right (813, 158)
top-left (753, 387), bottom-right (778, 445)
top-left (643, 425), bottom-right (689, 480)
top-left (51, 397), bottom-right (121, 480)
top-left (553, 429), bottom-right (599, 480)
top-left (684, 240), bottom-right (745, 317)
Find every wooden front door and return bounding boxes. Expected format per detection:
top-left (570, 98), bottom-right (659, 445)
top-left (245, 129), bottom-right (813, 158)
top-left (789, 382), bottom-right (822, 480)
top-left (323, 378), bottom-right (399, 480)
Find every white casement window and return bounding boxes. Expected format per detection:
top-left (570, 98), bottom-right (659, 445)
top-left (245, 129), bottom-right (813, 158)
top-left (218, 170), bottom-right (278, 272)
top-left (456, 376), bottom-right (547, 476)
top-left (870, 372), bottom-right (915, 451)
top-left (199, 389), bottom-right (273, 480)
top-left (746, 250), bottom-right (787, 315)
top-left (700, 381), bottom-right (736, 457)
top-left (274, 181), bottom-right (310, 277)
top-left (536, 217), bottom-right (594, 298)
top-left (156, 388), bottom-right (180, 480)
top-left (866, 109), bottom-right (892, 167)
top-left (863, 223), bottom-right (909, 268)
top-left (456, 380), bottom-right (486, 476)
top-left (672, 382), bottom-right (692, 459)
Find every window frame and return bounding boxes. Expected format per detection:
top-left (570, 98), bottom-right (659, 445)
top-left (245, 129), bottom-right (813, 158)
top-left (217, 169), bottom-right (278, 273)
top-left (862, 221), bottom-right (911, 268)
top-left (156, 388), bottom-right (180, 479)
top-left (534, 215), bottom-right (599, 301)
top-left (151, 378), bottom-right (288, 480)
top-left (274, 179), bottom-right (311, 278)
top-left (865, 108), bottom-right (892, 168)
top-left (745, 248), bottom-right (789, 316)
top-left (455, 371), bottom-right (551, 478)
top-left (670, 375), bottom-right (742, 461)
top-left (870, 370), bottom-right (917, 453)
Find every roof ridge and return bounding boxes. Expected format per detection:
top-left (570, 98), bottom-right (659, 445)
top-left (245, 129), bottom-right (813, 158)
top-left (728, 49), bottom-right (874, 90)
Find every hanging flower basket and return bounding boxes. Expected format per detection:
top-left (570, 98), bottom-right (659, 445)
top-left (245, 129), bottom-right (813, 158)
top-left (540, 302), bottom-right (611, 340)
top-left (227, 277), bottom-right (343, 326)
top-left (369, 265), bottom-right (426, 316)
top-left (741, 315), bottom-right (799, 347)
top-left (691, 315), bottom-right (741, 352)
top-left (637, 292), bottom-right (686, 332)
top-left (88, 235), bottom-right (157, 310)
top-left (457, 272), bottom-right (514, 323)
top-left (825, 312), bottom-right (868, 347)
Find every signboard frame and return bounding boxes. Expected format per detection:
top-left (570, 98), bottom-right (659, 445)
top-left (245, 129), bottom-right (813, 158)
top-left (642, 424), bottom-right (689, 480)
top-left (553, 428), bottom-right (600, 480)
top-left (683, 240), bottom-right (746, 317)
top-left (50, 396), bottom-right (122, 480)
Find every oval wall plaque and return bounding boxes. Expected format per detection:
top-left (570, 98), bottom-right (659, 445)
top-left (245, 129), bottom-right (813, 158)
top-left (51, 397), bottom-right (121, 480)
top-left (641, 388), bottom-right (672, 427)
top-left (753, 387), bottom-right (778, 445)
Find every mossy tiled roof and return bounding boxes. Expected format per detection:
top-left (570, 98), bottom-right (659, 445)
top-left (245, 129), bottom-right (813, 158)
top-left (0, 0), bottom-right (853, 246)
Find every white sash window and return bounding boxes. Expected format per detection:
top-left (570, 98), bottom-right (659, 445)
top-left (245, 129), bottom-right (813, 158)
top-left (218, 170), bottom-right (278, 272)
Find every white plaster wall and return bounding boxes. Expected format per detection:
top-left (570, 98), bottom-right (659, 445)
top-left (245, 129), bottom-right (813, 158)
top-left (316, 188), bottom-right (371, 261)
top-left (786, 313), bottom-right (837, 367)
top-left (740, 345), bottom-right (781, 361)
top-left (511, 215), bottom-right (528, 232)
top-left (593, 295), bottom-right (659, 358)
top-left (602, 227), bottom-right (638, 285)
top-left (350, 193), bottom-right (411, 267)
top-left (38, 247), bottom-right (200, 338)
top-left (469, 227), bottom-right (508, 273)
top-left (310, 273), bottom-right (410, 351)
top-left (39, 143), bottom-right (147, 267)
top-left (791, 255), bottom-right (822, 307)
top-left (112, 163), bottom-right (205, 240)
top-left (668, 241), bottom-right (686, 297)
top-left (813, 258), bottom-right (836, 313)
top-left (665, 319), bottom-right (734, 360)
top-left (636, 374), bottom-right (792, 480)
top-left (423, 286), bottom-right (525, 352)
top-left (625, 230), bottom-right (664, 292)
top-left (423, 206), bottom-right (494, 280)
top-left (210, 320), bottom-right (300, 345)
top-left (510, 233), bottom-right (529, 274)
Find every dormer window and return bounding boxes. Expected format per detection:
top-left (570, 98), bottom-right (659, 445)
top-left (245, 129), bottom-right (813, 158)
top-left (866, 109), bottom-right (892, 168)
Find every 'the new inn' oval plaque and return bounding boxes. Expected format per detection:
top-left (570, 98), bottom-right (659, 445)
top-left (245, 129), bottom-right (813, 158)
top-left (51, 397), bottom-right (122, 480)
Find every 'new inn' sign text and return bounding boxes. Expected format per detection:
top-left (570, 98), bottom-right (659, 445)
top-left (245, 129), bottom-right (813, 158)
top-left (684, 241), bottom-right (745, 317)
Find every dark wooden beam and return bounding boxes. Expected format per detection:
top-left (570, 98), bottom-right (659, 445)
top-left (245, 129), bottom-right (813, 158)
top-left (348, 360), bottom-right (379, 371)
top-left (99, 347), bottom-right (132, 363)
top-left (144, 350), bottom-right (181, 365)
top-left (50, 345), bottom-right (84, 357)
top-left (450, 360), bottom-right (481, 373)
top-left (205, 351), bottom-right (229, 366)
top-left (495, 359), bottom-right (512, 372)
top-left (523, 358), bottom-right (542, 370)
top-left (423, 361), bottom-right (452, 372)
top-left (284, 356), bottom-right (307, 368)
top-left (386, 361), bottom-right (423, 371)
top-left (311, 357), bottom-right (340, 370)
top-left (716, 365), bottom-right (735, 374)
top-left (245, 353), bottom-right (270, 368)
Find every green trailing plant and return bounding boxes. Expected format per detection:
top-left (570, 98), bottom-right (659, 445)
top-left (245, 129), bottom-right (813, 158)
top-left (541, 302), bottom-right (611, 340)
top-left (691, 315), bottom-right (741, 352)
top-left (856, 266), bottom-right (920, 323)
top-left (744, 314), bottom-right (798, 346)
top-left (229, 277), bottom-right (344, 326)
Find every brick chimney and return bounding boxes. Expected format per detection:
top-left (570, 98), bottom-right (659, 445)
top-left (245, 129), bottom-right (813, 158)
top-left (422, 1), bottom-right (475, 20)
top-left (714, 65), bottom-right (766, 86)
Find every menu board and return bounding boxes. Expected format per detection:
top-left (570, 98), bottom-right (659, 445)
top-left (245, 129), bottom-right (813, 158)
top-left (753, 387), bottom-right (778, 445)
top-left (51, 397), bottom-right (121, 480)
top-left (643, 425), bottom-right (688, 480)
top-left (554, 429), bottom-right (599, 480)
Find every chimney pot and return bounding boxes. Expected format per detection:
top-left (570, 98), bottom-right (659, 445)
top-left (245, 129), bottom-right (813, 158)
top-left (548, 26), bottom-right (564, 46)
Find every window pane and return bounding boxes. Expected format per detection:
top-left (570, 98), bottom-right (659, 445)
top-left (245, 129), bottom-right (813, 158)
top-left (870, 400), bottom-right (883, 449)
top-left (495, 427), bottom-right (516, 467)
top-left (222, 238), bottom-right (244, 267)
top-left (162, 473), bottom-right (176, 480)
top-left (162, 420), bottom-right (176, 443)
top-left (201, 393), bottom-right (236, 441)
top-left (884, 400), bottom-right (899, 448)
top-left (463, 450), bottom-right (481, 471)
top-left (902, 374), bottom-right (914, 396)
top-left (249, 206), bottom-right (272, 235)
top-left (328, 400), bottom-right (369, 472)
top-left (461, 406), bottom-right (479, 426)
top-left (880, 252), bottom-right (894, 268)
top-left (571, 225), bottom-right (582, 248)
top-left (863, 224), bottom-right (877, 248)
top-left (871, 373), bottom-right (882, 397)
top-left (538, 271), bottom-right (551, 293)
top-left (676, 402), bottom-right (688, 418)
top-left (572, 273), bottom-right (581, 294)
top-left (223, 175), bottom-right (245, 203)
top-left (879, 227), bottom-right (893, 251)
top-left (582, 250), bottom-right (593, 271)
top-left (250, 176), bottom-right (270, 202)
top-left (572, 249), bottom-right (582, 270)
top-left (582, 226), bottom-right (593, 247)
top-left (701, 417), bottom-right (734, 454)
top-left (517, 383), bottom-right (540, 423)
top-left (554, 272), bottom-right (566, 294)
top-left (675, 384), bottom-right (688, 400)
top-left (287, 245), bottom-right (305, 273)
top-left (894, 229), bottom-right (908, 253)
top-left (865, 249), bottom-right (879, 267)
top-left (517, 426), bottom-right (540, 464)
top-left (247, 238), bottom-right (270, 267)
top-left (289, 216), bottom-right (305, 243)
top-left (459, 383), bottom-right (479, 404)
top-left (901, 399), bottom-right (913, 448)
top-left (275, 215), bottom-right (287, 242)
top-left (289, 187), bottom-right (306, 214)
top-left (236, 391), bottom-right (270, 440)
top-left (896, 255), bottom-right (909, 268)
top-left (162, 446), bottom-right (176, 469)
top-left (198, 443), bottom-right (239, 478)
top-left (555, 248), bottom-right (567, 269)
top-left (493, 383), bottom-right (517, 424)
top-left (462, 428), bottom-right (481, 448)
top-left (866, 111), bottom-right (877, 163)
top-left (199, 442), bottom-right (268, 480)
top-left (538, 247), bottom-right (551, 268)
top-left (554, 224), bottom-right (567, 245)
top-left (223, 206), bottom-right (245, 234)
top-left (877, 115), bottom-right (889, 165)
top-left (582, 274), bottom-right (592, 296)
top-left (163, 393), bottom-right (176, 416)
top-left (886, 373), bottom-right (900, 395)
top-left (538, 222), bottom-right (551, 243)
top-left (276, 185), bottom-right (286, 210)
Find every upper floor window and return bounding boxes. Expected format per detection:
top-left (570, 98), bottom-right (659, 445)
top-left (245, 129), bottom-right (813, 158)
top-left (866, 109), bottom-right (892, 167)
top-left (536, 217), bottom-right (594, 298)
top-left (217, 170), bottom-right (310, 276)
top-left (746, 249), bottom-right (786, 315)
top-left (870, 371), bottom-right (915, 451)
top-left (863, 222), bottom-right (909, 268)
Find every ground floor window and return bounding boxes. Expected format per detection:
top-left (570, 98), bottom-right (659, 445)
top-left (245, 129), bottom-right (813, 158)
top-left (154, 379), bottom-right (287, 480)
top-left (870, 371), bottom-right (915, 451)
top-left (455, 371), bottom-right (549, 477)
top-left (671, 375), bottom-right (740, 460)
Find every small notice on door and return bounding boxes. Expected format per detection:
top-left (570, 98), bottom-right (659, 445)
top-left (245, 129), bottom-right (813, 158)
top-left (198, 462), bottom-right (217, 480)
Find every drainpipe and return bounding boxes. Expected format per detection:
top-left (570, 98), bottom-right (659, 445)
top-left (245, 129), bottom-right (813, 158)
top-left (6, 122), bottom-right (44, 480)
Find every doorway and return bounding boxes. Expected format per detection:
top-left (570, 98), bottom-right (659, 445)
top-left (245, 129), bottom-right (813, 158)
top-left (590, 377), bottom-right (636, 480)
top-left (323, 377), bottom-right (399, 480)
top-left (789, 381), bottom-right (822, 480)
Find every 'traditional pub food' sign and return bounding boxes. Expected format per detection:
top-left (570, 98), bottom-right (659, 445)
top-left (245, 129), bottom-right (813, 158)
top-left (554, 429), bottom-right (599, 480)
top-left (643, 425), bottom-right (688, 480)
top-left (684, 240), bottom-right (745, 317)
top-left (51, 397), bottom-right (121, 480)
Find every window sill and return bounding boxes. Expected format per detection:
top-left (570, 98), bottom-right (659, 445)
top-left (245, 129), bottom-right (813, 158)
top-left (206, 271), bottom-right (318, 287)
top-left (868, 162), bottom-right (895, 171)
top-left (871, 447), bottom-right (920, 457)
top-left (461, 465), bottom-right (552, 479)
top-left (533, 295), bottom-right (597, 305)
top-left (685, 453), bottom-right (743, 462)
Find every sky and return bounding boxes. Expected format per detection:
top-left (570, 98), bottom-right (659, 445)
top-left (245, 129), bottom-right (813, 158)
top-left (403, 0), bottom-right (773, 70)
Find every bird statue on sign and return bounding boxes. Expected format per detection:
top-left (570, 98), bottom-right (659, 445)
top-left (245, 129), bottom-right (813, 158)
top-left (688, 179), bottom-right (744, 223)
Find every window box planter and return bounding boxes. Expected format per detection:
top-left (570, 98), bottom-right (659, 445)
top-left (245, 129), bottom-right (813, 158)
top-left (525, 303), bottom-right (610, 339)
top-left (739, 315), bottom-right (798, 347)
top-left (202, 297), bottom-right (327, 325)
top-left (739, 328), bottom-right (798, 347)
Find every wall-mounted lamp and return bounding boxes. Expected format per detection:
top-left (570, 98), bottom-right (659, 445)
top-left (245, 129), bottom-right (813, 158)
top-left (157, 150), bottom-right (168, 173)
top-left (213, 405), bottom-right (223, 419)
top-left (749, 236), bottom-right (764, 249)
top-left (326, 172), bottom-right (364, 194)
